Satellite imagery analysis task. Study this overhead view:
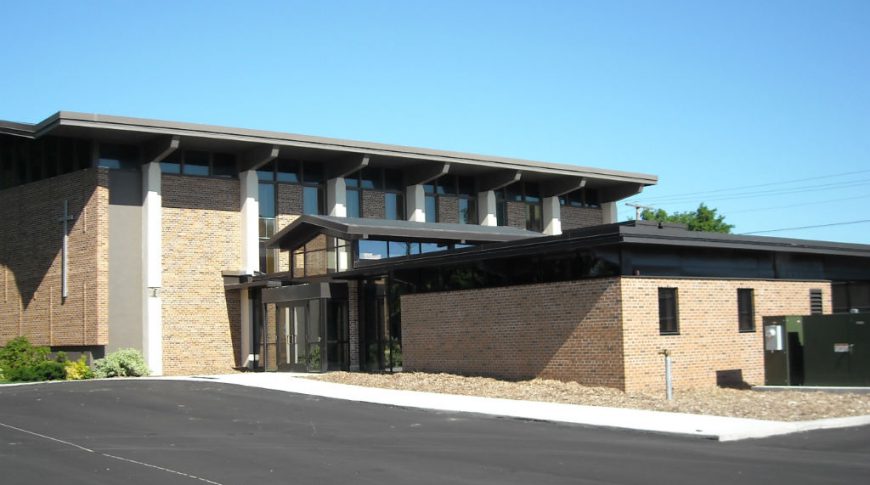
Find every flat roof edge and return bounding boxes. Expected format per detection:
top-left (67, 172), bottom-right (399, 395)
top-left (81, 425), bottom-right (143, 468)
top-left (33, 111), bottom-right (657, 183)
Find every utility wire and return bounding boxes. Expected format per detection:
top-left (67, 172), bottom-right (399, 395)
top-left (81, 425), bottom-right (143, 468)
top-left (635, 178), bottom-right (870, 206)
top-left (740, 219), bottom-right (870, 235)
top-left (728, 193), bottom-right (870, 214)
top-left (636, 168), bottom-right (870, 203)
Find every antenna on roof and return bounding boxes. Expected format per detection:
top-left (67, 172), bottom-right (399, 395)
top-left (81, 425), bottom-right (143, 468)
top-left (625, 202), bottom-right (655, 221)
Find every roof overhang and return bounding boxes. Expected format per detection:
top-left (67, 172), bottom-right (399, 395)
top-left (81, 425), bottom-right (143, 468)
top-left (267, 215), bottom-right (542, 251)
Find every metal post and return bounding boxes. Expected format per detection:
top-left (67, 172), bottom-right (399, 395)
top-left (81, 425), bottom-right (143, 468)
top-left (659, 349), bottom-right (673, 400)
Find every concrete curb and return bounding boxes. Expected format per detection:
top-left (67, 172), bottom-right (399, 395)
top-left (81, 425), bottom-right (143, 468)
top-left (158, 374), bottom-right (870, 442)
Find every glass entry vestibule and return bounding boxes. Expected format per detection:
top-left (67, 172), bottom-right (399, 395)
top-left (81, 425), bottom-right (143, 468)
top-left (261, 283), bottom-right (349, 372)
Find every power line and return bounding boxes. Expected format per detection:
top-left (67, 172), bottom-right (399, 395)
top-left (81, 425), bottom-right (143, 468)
top-left (636, 168), bottom-right (870, 203)
top-left (728, 193), bottom-right (870, 215)
top-left (740, 219), bottom-right (870, 235)
top-left (635, 178), bottom-right (870, 206)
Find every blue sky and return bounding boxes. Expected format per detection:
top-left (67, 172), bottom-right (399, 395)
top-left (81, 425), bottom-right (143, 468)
top-left (2, 0), bottom-right (868, 243)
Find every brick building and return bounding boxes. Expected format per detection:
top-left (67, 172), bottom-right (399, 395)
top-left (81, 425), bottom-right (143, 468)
top-left (1, 112), bottom-right (868, 391)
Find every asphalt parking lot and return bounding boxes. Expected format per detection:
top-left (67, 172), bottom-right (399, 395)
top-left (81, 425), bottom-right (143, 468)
top-left (1, 380), bottom-right (868, 485)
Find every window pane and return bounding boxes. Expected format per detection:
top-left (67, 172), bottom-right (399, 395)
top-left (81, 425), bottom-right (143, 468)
top-left (98, 143), bottom-right (139, 170)
top-left (347, 188), bottom-right (360, 218)
top-left (276, 159), bottom-right (299, 183)
top-left (457, 176), bottom-right (475, 196)
top-left (458, 198), bottom-right (474, 224)
top-left (358, 240), bottom-right (388, 260)
top-left (183, 151), bottom-right (210, 176)
top-left (259, 217), bottom-right (275, 238)
top-left (302, 162), bottom-right (324, 183)
top-left (658, 288), bottom-right (679, 334)
top-left (425, 195), bottom-right (437, 223)
top-left (527, 204), bottom-right (543, 232)
top-left (257, 161), bottom-right (275, 181)
top-left (360, 167), bottom-right (380, 190)
top-left (259, 183), bottom-right (275, 218)
top-left (161, 150), bottom-right (181, 174)
top-left (303, 186), bottom-right (322, 215)
top-left (345, 175), bottom-right (359, 188)
top-left (212, 153), bottom-right (237, 178)
top-left (738, 288), bottom-right (755, 332)
top-left (388, 241), bottom-right (409, 258)
top-left (420, 243), bottom-right (446, 254)
top-left (385, 192), bottom-right (401, 220)
top-left (384, 169), bottom-right (404, 191)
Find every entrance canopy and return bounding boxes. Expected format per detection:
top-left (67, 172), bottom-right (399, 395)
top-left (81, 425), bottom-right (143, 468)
top-left (266, 215), bottom-right (540, 251)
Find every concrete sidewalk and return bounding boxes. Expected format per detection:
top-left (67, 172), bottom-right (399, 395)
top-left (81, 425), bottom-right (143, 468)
top-left (166, 373), bottom-right (870, 442)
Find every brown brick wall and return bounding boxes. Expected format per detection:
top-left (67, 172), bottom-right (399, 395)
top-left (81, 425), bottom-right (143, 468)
top-left (348, 280), bottom-right (361, 370)
top-left (620, 277), bottom-right (833, 393)
top-left (276, 183), bottom-right (302, 272)
top-left (437, 196), bottom-right (459, 224)
top-left (0, 168), bottom-right (108, 348)
top-left (506, 201), bottom-right (526, 229)
top-left (362, 190), bottom-right (385, 219)
top-left (161, 175), bottom-right (241, 374)
top-left (401, 278), bottom-right (625, 387)
top-left (560, 206), bottom-right (603, 230)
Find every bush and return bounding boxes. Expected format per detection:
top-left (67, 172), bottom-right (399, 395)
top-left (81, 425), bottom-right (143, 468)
top-left (0, 337), bottom-right (50, 376)
top-left (6, 360), bottom-right (66, 382)
top-left (93, 348), bottom-right (149, 378)
top-left (64, 356), bottom-right (94, 380)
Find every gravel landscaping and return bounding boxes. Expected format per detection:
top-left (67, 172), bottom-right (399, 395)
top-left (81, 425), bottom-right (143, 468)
top-left (305, 372), bottom-right (870, 421)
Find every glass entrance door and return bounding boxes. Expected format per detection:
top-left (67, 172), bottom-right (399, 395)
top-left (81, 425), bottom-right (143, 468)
top-left (276, 300), bottom-right (326, 372)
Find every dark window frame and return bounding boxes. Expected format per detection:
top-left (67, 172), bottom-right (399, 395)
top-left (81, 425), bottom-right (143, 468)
top-left (498, 182), bottom-right (543, 231)
top-left (160, 149), bottom-right (238, 179)
top-left (658, 287), bottom-right (679, 335)
top-left (424, 175), bottom-right (476, 223)
top-left (737, 288), bottom-right (755, 332)
top-left (346, 167), bottom-right (405, 220)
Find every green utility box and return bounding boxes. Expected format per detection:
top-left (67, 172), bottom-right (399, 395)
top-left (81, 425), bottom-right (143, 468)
top-left (763, 313), bottom-right (870, 386)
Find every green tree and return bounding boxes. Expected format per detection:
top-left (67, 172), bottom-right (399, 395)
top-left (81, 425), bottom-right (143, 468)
top-left (640, 203), bottom-right (734, 233)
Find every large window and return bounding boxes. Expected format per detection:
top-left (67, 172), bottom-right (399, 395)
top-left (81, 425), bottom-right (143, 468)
top-left (97, 143), bottom-right (139, 170)
top-left (737, 288), bottom-right (755, 332)
top-left (291, 235), bottom-right (350, 277)
top-left (500, 182), bottom-right (542, 231)
top-left (559, 188), bottom-right (600, 208)
top-left (160, 150), bottom-right (237, 178)
top-left (658, 288), bottom-right (679, 335)
top-left (346, 168), bottom-right (404, 220)
top-left (423, 175), bottom-right (476, 223)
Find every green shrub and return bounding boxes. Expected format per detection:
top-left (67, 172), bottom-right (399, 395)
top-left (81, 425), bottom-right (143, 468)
top-left (6, 360), bottom-right (66, 382)
top-left (64, 356), bottom-right (94, 380)
top-left (0, 337), bottom-right (50, 376)
top-left (93, 348), bottom-right (149, 378)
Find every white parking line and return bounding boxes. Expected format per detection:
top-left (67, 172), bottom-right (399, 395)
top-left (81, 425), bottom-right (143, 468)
top-left (0, 421), bottom-right (224, 485)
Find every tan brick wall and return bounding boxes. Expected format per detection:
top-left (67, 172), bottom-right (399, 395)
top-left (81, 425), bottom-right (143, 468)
top-left (161, 175), bottom-right (241, 374)
top-left (401, 278), bottom-right (625, 387)
top-left (0, 168), bottom-right (108, 348)
top-left (276, 183), bottom-right (302, 272)
top-left (620, 277), bottom-right (833, 393)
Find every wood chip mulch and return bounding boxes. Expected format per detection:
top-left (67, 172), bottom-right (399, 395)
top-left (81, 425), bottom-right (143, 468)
top-left (304, 372), bottom-right (870, 422)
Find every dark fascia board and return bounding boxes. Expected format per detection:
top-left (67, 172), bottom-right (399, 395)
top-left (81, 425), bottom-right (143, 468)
top-left (267, 215), bottom-right (540, 250)
top-left (618, 224), bottom-right (870, 258)
top-left (339, 221), bottom-right (870, 275)
top-left (8, 111), bottom-right (657, 185)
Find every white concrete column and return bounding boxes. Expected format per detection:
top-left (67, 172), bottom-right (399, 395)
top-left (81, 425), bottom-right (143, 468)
top-left (478, 190), bottom-right (497, 226)
top-left (602, 201), bottom-right (618, 224)
top-left (542, 196), bottom-right (562, 235)
top-left (327, 177), bottom-right (347, 217)
top-left (241, 170), bottom-right (259, 274)
top-left (142, 162), bottom-right (163, 375)
top-left (406, 184), bottom-right (426, 222)
top-left (239, 170), bottom-right (259, 369)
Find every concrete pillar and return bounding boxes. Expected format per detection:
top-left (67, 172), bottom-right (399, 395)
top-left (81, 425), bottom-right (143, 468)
top-left (542, 196), bottom-right (562, 235)
top-left (239, 170), bottom-right (259, 369)
top-left (327, 177), bottom-right (347, 217)
top-left (406, 184), bottom-right (426, 222)
top-left (602, 201), bottom-right (618, 224)
top-left (240, 170), bottom-right (259, 274)
top-left (478, 190), bottom-right (497, 226)
top-left (141, 162), bottom-right (163, 375)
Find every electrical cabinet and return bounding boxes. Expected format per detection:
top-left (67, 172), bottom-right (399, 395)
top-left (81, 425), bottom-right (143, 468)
top-left (764, 313), bottom-right (869, 386)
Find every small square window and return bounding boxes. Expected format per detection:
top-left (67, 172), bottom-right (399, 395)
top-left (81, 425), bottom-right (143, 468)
top-left (658, 288), bottom-right (679, 335)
